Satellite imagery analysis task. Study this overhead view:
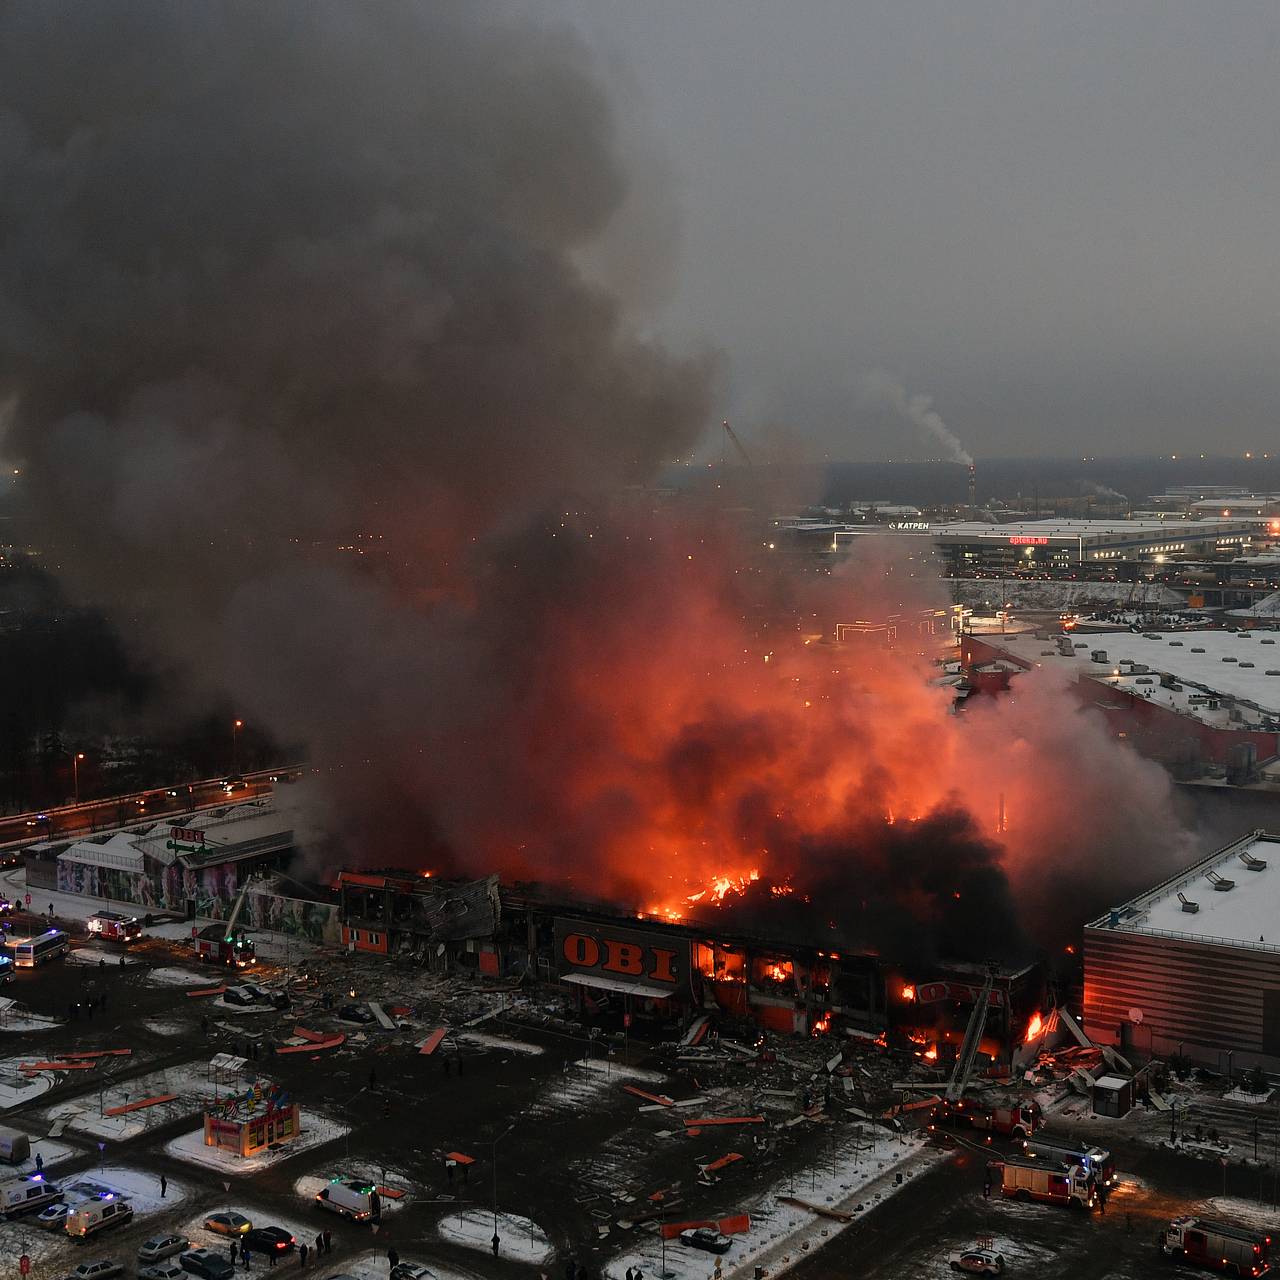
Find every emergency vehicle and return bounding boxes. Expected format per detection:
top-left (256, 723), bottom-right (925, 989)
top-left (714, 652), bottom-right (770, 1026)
top-left (0, 1172), bottom-right (63, 1216)
top-left (65, 1194), bottom-right (134, 1239)
top-left (1161, 1216), bottom-right (1272, 1276)
top-left (87, 912), bottom-right (141, 943)
top-left (988, 1156), bottom-right (1096, 1210)
top-left (315, 1180), bottom-right (381, 1221)
top-left (192, 926), bottom-right (256, 967)
top-left (1022, 1134), bottom-right (1116, 1187)
top-left (931, 1096), bottom-right (1043, 1141)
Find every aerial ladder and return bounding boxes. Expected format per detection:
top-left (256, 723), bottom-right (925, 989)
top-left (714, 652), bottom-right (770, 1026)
top-left (945, 964), bottom-right (997, 1101)
top-left (721, 419), bottom-right (752, 468)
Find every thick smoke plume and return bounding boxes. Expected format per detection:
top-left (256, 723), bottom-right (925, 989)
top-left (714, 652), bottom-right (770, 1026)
top-left (0, 3), bottom-right (1197, 962)
top-left (864, 371), bottom-right (973, 466)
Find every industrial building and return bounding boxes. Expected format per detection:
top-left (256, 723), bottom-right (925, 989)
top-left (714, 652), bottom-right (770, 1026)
top-left (930, 518), bottom-right (1256, 575)
top-left (960, 627), bottom-right (1280, 772)
top-left (1084, 831), bottom-right (1280, 1071)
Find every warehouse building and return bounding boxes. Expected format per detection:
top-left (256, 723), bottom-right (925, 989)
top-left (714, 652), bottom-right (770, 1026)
top-left (1084, 831), bottom-right (1280, 1071)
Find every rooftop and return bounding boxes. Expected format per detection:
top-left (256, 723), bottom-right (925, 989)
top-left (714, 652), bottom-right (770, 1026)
top-left (972, 626), bottom-right (1280, 725)
top-left (1087, 832), bottom-right (1280, 953)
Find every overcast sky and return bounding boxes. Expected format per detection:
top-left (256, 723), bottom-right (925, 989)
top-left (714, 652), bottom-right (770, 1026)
top-left (544, 1), bottom-right (1280, 462)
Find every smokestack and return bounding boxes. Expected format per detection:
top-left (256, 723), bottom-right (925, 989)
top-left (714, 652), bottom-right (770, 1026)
top-left (968, 462), bottom-right (977, 518)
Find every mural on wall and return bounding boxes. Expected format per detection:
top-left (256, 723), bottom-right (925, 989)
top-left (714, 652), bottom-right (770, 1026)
top-left (244, 892), bottom-right (338, 945)
top-left (54, 854), bottom-right (336, 944)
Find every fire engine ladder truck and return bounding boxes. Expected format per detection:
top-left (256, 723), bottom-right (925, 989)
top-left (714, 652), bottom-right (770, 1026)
top-left (944, 965), bottom-right (997, 1101)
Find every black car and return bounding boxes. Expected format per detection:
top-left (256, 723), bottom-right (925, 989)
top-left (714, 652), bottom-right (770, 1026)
top-left (680, 1228), bottom-right (732, 1255)
top-left (336, 1004), bottom-right (375, 1024)
top-left (180, 1251), bottom-right (235, 1280)
top-left (243, 1229), bottom-right (295, 1257)
top-left (222, 988), bottom-right (259, 1007)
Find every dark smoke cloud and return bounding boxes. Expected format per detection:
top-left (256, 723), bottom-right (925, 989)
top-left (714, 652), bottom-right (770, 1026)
top-left (0, 0), bottom-right (715, 641)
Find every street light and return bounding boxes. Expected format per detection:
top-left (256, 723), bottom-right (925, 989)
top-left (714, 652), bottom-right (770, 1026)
top-left (489, 1122), bottom-right (517, 1258)
top-left (71, 753), bottom-right (85, 805)
top-left (232, 721), bottom-right (243, 775)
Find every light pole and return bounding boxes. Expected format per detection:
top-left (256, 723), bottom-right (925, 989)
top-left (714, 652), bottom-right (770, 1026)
top-left (71, 752), bottom-right (85, 805)
top-left (232, 721), bottom-right (243, 775)
top-left (490, 1122), bottom-right (517, 1258)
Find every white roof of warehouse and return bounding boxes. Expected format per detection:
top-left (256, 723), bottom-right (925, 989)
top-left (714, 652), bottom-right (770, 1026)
top-left (1088, 832), bottom-right (1280, 953)
top-left (978, 627), bottom-right (1280, 722)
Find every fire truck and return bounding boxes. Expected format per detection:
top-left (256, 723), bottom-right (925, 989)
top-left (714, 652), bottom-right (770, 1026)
top-left (86, 912), bottom-right (141, 943)
top-left (988, 1156), bottom-right (1096, 1210)
top-left (1161, 1216), bottom-right (1272, 1276)
top-left (932, 1096), bottom-right (1043, 1141)
top-left (1023, 1133), bottom-right (1117, 1187)
top-left (192, 925), bottom-right (256, 967)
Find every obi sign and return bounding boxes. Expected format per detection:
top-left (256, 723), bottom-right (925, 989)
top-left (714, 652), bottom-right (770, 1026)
top-left (554, 919), bottom-right (689, 992)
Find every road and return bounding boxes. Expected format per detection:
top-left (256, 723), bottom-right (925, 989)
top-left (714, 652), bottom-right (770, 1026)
top-left (0, 769), bottom-right (302, 848)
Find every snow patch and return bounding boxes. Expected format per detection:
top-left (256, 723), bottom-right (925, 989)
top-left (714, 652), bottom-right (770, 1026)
top-left (165, 1111), bottom-right (350, 1176)
top-left (436, 1209), bottom-right (553, 1265)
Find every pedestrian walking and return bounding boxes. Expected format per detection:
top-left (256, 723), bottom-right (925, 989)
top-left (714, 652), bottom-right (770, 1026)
top-left (314, 1235), bottom-right (322, 1259)
top-left (98, 958), bottom-right (105, 970)
top-left (118, 955), bottom-right (125, 968)
top-left (491, 1233), bottom-right (499, 1258)
top-left (47, 904), bottom-right (53, 918)
top-left (34, 1153), bottom-right (42, 1173)
top-left (322, 1231), bottom-right (331, 1255)
top-left (298, 1244), bottom-right (308, 1268)
top-left (241, 1244), bottom-right (251, 1269)
top-left (160, 1175), bottom-right (166, 1198)
top-left (228, 1243), bottom-right (237, 1265)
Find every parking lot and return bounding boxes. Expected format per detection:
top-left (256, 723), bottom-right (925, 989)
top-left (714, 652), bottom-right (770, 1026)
top-left (0, 909), bottom-right (1274, 1280)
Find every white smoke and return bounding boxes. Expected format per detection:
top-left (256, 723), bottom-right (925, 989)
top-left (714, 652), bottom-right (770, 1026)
top-left (863, 371), bottom-right (973, 466)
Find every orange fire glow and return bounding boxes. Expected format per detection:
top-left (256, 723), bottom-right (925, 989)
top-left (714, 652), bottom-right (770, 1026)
top-left (901, 984), bottom-right (916, 1002)
top-left (761, 961), bottom-right (793, 983)
top-left (1024, 1011), bottom-right (1044, 1043)
top-left (811, 1013), bottom-right (832, 1036)
top-left (923, 1044), bottom-right (938, 1061)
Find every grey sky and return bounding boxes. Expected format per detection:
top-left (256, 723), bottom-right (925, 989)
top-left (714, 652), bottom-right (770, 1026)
top-left (548, 1), bottom-right (1280, 461)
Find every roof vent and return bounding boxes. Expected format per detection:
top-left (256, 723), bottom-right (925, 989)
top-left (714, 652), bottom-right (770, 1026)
top-left (1207, 870), bottom-right (1236, 892)
top-left (1178, 892), bottom-right (1200, 913)
top-left (1240, 850), bottom-right (1268, 871)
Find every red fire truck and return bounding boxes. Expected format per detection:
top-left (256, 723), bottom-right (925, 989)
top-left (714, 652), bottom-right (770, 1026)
top-left (192, 925), bottom-right (256, 967)
top-left (1161, 1216), bottom-right (1272, 1276)
top-left (988, 1156), bottom-right (1096, 1211)
top-left (932, 1096), bottom-right (1043, 1141)
top-left (87, 912), bottom-right (141, 943)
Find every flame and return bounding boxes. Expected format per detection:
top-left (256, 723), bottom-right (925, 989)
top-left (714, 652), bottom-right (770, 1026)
top-left (1024, 1011), bottom-right (1044, 1043)
top-left (901, 984), bottom-right (916, 1002)
top-left (811, 1013), bottom-right (832, 1036)
top-left (923, 1044), bottom-right (938, 1061)
top-left (761, 961), bottom-right (793, 983)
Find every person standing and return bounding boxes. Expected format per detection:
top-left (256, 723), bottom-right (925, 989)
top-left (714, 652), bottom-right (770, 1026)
top-left (160, 1174), bottom-right (166, 1198)
top-left (322, 1231), bottom-right (331, 1256)
top-left (227, 1243), bottom-right (237, 1265)
top-left (314, 1235), bottom-right (323, 1259)
top-left (386, 1247), bottom-right (399, 1271)
top-left (298, 1243), bottom-right (308, 1268)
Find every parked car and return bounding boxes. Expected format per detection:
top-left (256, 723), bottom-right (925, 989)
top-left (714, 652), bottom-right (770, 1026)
top-left (243, 1228), bottom-right (295, 1256)
top-left (266, 990), bottom-right (291, 1010)
top-left (0, 899), bottom-right (12, 915)
top-left (38, 1203), bottom-right (72, 1230)
top-left (222, 988), bottom-right (259, 1008)
top-left (64, 1262), bottom-right (123, 1280)
top-left (140, 1263), bottom-right (187, 1280)
top-left (336, 1005), bottom-right (375, 1025)
top-left (139, 1236), bottom-right (190, 1263)
top-left (679, 1228), bottom-right (732, 1255)
top-left (389, 1265), bottom-right (439, 1280)
top-left (203, 1212), bottom-right (251, 1236)
top-left (180, 1250), bottom-right (235, 1280)
top-left (948, 1249), bottom-right (1006, 1276)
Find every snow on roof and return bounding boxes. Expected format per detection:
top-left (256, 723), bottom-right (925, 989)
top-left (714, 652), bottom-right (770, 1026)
top-left (1087, 832), bottom-right (1280, 953)
top-left (977, 627), bottom-right (1280, 723)
top-left (59, 832), bottom-right (146, 872)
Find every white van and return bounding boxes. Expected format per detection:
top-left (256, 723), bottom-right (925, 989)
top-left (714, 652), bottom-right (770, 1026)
top-left (0, 1173), bottom-right (62, 1216)
top-left (65, 1196), bottom-right (133, 1239)
top-left (314, 1180), bottom-right (381, 1222)
top-left (0, 1127), bottom-right (31, 1165)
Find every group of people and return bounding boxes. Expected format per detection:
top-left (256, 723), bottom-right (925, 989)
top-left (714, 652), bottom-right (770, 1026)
top-left (226, 1231), bottom-right (334, 1270)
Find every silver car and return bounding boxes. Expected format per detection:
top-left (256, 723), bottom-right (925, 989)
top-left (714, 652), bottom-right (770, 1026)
top-left (139, 1237), bottom-right (190, 1264)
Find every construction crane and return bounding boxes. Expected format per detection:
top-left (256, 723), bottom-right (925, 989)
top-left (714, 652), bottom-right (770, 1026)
top-left (721, 419), bottom-right (752, 468)
top-left (944, 964), bottom-right (997, 1101)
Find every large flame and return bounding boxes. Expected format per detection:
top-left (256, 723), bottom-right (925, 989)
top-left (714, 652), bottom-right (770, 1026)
top-left (1024, 1011), bottom-right (1044, 1043)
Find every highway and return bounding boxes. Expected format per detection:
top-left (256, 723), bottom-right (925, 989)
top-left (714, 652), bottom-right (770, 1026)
top-left (0, 766), bottom-right (303, 848)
